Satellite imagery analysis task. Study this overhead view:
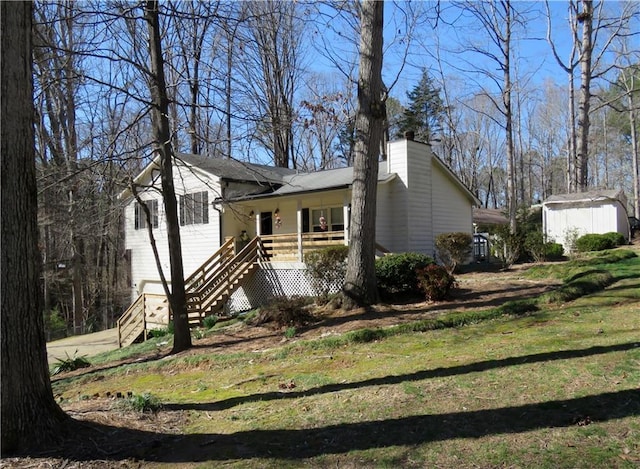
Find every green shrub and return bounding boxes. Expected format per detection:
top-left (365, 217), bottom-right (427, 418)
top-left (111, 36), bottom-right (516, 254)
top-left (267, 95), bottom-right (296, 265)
top-left (284, 327), bottom-right (297, 338)
top-left (435, 232), bottom-right (472, 273)
top-left (51, 351), bottom-right (90, 376)
top-left (492, 224), bottom-right (523, 266)
top-left (304, 245), bottom-right (349, 296)
top-left (202, 315), bottom-right (217, 329)
top-left (416, 264), bottom-right (457, 301)
top-left (524, 230), bottom-right (546, 262)
top-left (251, 296), bottom-right (315, 329)
top-left (375, 252), bottom-right (434, 297)
top-left (147, 321), bottom-right (174, 338)
top-left (544, 242), bottom-right (564, 260)
top-left (575, 234), bottom-right (614, 252)
top-left (44, 307), bottom-right (67, 341)
top-left (119, 392), bottom-right (162, 413)
top-left (525, 231), bottom-right (565, 262)
top-left (602, 231), bottom-right (626, 247)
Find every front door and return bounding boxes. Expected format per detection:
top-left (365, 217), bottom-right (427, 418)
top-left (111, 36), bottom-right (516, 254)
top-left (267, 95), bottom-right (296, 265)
top-left (260, 212), bottom-right (273, 236)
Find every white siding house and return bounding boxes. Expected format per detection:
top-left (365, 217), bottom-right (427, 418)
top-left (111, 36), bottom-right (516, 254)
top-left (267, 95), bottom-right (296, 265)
top-left (542, 189), bottom-right (631, 253)
top-left (121, 137), bottom-right (479, 308)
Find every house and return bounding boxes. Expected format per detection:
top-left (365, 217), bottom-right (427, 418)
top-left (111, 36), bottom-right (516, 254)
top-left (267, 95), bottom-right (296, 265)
top-left (542, 189), bottom-right (631, 253)
top-left (117, 137), bottom-right (479, 345)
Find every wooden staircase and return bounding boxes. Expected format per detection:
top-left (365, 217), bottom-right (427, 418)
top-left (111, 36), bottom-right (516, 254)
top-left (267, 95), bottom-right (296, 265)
top-left (117, 236), bottom-right (265, 348)
top-left (116, 293), bottom-right (170, 347)
top-left (185, 236), bottom-right (265, 324)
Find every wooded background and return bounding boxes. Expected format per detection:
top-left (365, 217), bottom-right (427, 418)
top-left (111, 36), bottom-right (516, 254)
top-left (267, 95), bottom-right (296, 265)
top-left (32, 1), bottom-right (639, 334)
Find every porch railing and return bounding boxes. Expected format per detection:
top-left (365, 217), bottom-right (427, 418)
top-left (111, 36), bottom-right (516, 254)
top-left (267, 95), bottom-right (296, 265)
top-left (261, 230), bottom-right (346, 261)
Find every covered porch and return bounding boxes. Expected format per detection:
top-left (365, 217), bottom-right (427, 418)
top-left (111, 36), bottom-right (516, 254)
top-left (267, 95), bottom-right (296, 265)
top-left (220, 187), bottom-right (352, 263)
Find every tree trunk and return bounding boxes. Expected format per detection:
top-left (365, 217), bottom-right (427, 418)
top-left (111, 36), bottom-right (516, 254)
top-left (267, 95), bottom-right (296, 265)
top-left (576, 0), bottom-right (593, 191)
top-left (503, 0), bottom-right (517, 234)
top-left (630, 92), bottom-right (639, 218)
top-left (568, 71), bottom-right (577, 192)
top-left (343, 0), bottom-right (384, 308)
top-left (145, 1), bottom-right (192, 353)
top-left (1, 1), bottom-right (68, 453)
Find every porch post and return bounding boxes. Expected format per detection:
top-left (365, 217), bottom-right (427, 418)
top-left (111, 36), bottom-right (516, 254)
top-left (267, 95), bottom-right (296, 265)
top-left (297, 200), bottom-right (303, 262)
top-left (255, 212), bottom-right (261, 236)
top-left (343, 194), bottom-right (350, 246)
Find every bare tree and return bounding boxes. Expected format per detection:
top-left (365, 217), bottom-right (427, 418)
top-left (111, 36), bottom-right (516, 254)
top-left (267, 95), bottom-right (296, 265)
top-left (1, 0), bottom-right (69, 452)
top-left (343, 0), bottom-right (385, 307)
top-left (144, 0), bottom-right (191, 353)
top-left (450, 1), bottom-right (522, 232)
top-left (236, 0), bottom-right (305, 168)
top-left (32, 1), bottom-right (87, 334)
top-left (548, 0), bottom-right (639, 192)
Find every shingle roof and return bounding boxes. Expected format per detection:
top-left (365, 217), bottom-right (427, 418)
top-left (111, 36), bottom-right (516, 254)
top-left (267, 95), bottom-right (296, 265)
top-left (272, 163), bottom-right (395, 196)
top-left (473, 208), bottom-right (508, 225)
top-left (177, 153), bottom-right (296, 184)
top-left (543, 189), bottom-right (624, 204)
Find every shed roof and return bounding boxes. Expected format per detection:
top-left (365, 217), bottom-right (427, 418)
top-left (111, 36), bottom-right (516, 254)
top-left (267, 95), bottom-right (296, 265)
top-left (473, 208), bottom-right (508, 225)
top-left (543, 189), bottom-right (625, 205)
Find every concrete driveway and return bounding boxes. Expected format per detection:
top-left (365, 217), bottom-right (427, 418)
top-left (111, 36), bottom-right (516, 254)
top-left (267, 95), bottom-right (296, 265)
top-left (47, 328), bottom-right (119, 365)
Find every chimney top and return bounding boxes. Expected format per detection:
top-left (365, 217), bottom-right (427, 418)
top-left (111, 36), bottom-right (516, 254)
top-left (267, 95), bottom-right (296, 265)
top-left (404, 130), bottom-right (415, 141)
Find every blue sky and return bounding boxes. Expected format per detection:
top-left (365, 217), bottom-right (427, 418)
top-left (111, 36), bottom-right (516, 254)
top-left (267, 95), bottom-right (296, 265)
top-left (307, 1), bottom-right (638, 104)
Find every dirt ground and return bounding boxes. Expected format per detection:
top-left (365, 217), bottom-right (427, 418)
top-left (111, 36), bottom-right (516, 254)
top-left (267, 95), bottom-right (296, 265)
top-left (5, 263), bottom-right (564, 468)
top-left (184, 263), bottom-right (558, 356)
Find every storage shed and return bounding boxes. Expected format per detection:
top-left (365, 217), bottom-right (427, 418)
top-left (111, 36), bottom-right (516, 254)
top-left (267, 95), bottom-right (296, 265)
top-left (542, 189), bottom-right (631, 253)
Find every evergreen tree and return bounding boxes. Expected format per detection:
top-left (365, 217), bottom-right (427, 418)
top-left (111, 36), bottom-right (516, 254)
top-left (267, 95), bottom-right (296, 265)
top-left (397, 69), bottom-right (447, 143)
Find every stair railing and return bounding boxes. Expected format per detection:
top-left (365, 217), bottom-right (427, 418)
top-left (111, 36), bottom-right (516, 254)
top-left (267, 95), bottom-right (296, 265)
top-left (186, 236), bottom-right (265, 320)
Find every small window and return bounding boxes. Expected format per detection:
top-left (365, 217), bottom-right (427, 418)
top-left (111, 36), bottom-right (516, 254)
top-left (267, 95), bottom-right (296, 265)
top-left (134, 199), bottom-right (159, 230)
top-left (330, 207), bottom-right (344, 231)
top-left (180, 191), bottom-right (209, 226)
top-left (311, 207), bottom-right (345, 232)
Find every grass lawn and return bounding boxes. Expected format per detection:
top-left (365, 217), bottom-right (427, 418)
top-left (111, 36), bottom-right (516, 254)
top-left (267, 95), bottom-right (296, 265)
top-left (32, 250), bottom-right (640, 468)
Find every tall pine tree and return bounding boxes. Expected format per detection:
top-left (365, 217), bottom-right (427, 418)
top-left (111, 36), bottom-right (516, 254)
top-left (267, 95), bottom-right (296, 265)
top-left (397, 69), bottom-right (447, 144)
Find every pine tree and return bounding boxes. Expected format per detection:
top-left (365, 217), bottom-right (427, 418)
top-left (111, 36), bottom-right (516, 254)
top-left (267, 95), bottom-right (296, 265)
top-left (397, 69), bottom-right (447, 144)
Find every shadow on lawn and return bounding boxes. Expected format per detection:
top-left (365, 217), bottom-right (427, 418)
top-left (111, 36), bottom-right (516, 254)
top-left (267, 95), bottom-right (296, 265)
top-left (163, 341), bottom-right (640, 412)
top-left (25, 341), bottom-right (640, 463)
top-left (25, 387), bottom-right (640, 463)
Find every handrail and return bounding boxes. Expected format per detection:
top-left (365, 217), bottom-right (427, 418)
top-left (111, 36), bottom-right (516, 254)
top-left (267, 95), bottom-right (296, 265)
top-left (186, 236), bottom-right (265, 318)
top-left (117, 294), bottom-right (145, 347)
top-left (184, 237), bottom-right (235, 290)
top-left (117, 293), bottom-right (170, 348)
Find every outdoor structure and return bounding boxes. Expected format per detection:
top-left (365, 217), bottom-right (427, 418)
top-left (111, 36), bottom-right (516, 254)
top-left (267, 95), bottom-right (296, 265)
top-left (117, 137), bottom-right (479, 346)
top-left (472, 208), bottom-right (509, 263)
top-left (542, 189), bottom-right (631, 254)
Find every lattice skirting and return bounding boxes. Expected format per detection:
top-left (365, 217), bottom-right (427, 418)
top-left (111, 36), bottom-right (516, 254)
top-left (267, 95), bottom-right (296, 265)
top-left (226, 262), bottom-right (343, 313)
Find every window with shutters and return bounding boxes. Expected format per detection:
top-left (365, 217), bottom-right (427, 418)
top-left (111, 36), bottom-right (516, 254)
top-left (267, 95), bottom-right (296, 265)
top-left (134, 199), bottom-right (159, 230)
top-left (180, 191), bottom-right (209, 226)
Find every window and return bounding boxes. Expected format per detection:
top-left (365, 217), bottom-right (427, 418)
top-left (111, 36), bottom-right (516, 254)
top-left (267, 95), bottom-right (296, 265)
top-left (330, 207), bottom-right (344, 231)
top-left (180, 191), bottom-right (209, 226)
top-left (310, 207), bottom-right (344, 232)
top-left (134, 199), bottom-right (159, 230)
